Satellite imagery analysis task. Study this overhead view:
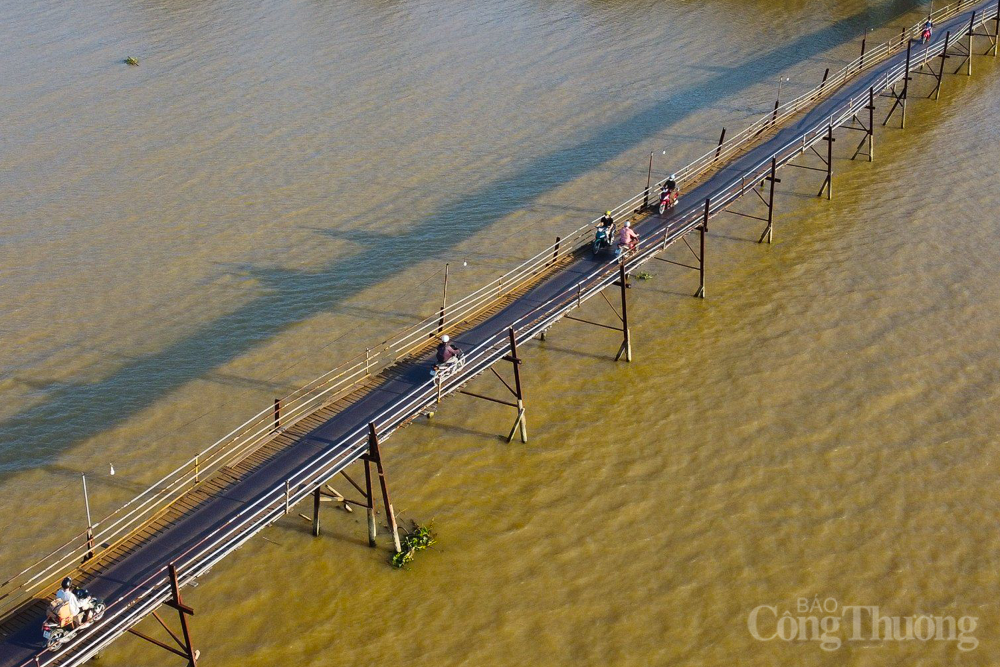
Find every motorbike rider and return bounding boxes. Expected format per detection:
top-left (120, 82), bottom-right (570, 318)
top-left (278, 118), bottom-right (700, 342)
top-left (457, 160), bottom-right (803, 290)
top-left (618, 220), bottom-right (639, 254)
top-left (56, 577), bottom-right (83, 627)
top-left (599, 211), bottom-right (614, 229)
top-left (436, 334), bottom-right (462, 365)
top-left (665, 174), bottom-right (678, 194)
top-left (922, 19), bottom-right (933, 43)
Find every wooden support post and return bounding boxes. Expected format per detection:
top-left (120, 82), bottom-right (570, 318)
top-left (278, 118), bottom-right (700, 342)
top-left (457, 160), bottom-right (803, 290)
top-left (968, 13), bottom-right (976, 75)
top-left (902, 39), bottom-right (912, 128)
top-left (934, 31), bottom-right (951, 100)
top-left (860, 32), bottom-right (868, 71)
top-left (867, 87), bottom-right (875, 160)
top-left (273, 398), bottom-right (280, 430)
top-left (552, 237), bottom-right (561, 266)
top-left (883, 41), bottom-right (912, 127)
top-left (614, 262), bottom-right (632, 362)
top-left (994, 0), bottom-right (999, 57)
top-left (368, 423), bottom-right (401, 553)
top-left (505, 328), bottom-right (528, 443)
top-left (643, 152), bottom-right (653, 210)
top-left (818, 125), bottom-right (835, 200)
top-left (696, 199), bottom-right (708, 299)
top-left (312, 487), bottom-right (321, 537)
top-left (364, 454), bottom-right (376, 547)
top-left (758, 158), bottom-right (779, 244)
top-left (167, 563), bottom-right (198, 667)
top-left (715, 128), bottom-right (726, 159)
top-left (820, 68), bottom-right (830, 94)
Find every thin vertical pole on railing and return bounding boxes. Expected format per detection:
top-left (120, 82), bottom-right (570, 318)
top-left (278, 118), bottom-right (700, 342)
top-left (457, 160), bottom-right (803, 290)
top-left (860, 30), bottom-right (869, 71)
top-left (273, 398), bottom-right (280, 431)
top-left (82, 474), bottom-right (94, 561)
top-left (552, 237), bottom-right (561, 266)
top-left (643, 152), bottom-right (653, 210)
top-left (715, 128), bottom-right (726, 159)
top-left (438, 263), bottom-right (450, 333)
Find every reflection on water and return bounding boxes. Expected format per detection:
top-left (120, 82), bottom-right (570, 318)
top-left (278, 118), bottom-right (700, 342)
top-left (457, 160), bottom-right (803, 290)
top-left (1, 0), bottom-right (998, 664)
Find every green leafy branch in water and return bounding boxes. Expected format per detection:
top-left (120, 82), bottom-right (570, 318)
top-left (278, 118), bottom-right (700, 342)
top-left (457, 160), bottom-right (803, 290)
top-left (124, 56), bottom-right (139, 66)
top-left (390, 521), bottom-right (436, 569)
top-left (635, 271), bottom-right (653, 281)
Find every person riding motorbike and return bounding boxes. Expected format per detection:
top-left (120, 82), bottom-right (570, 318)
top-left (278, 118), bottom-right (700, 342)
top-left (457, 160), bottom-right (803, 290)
top-left (56, 578), bottom-right (82, 627)
top-left (922, 20), bottom-right (933, 43)
top-left (618, 220), bottom-right (639, 255)
top-left (436, 335), bottom-right (462, 365)
top-left (600, 211), bottom-right (614, 228)
top-left (665, 174), bottom-right (678, 194)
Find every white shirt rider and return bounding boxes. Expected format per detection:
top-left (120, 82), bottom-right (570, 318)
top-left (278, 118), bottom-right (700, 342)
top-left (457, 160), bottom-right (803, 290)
top-left (57, 586), bottom-right (81, 617)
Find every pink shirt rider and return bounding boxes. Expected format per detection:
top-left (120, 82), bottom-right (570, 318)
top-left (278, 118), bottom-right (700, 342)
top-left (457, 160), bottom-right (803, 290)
top-left (619, 226), bottom-right (639, 246)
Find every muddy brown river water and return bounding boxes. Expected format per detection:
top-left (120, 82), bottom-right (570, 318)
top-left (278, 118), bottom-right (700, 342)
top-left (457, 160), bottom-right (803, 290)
top-left (1, 0), bottom-right (999, 664)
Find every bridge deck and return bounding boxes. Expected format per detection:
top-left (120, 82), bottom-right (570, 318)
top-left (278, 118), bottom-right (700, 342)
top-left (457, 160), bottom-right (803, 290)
top-left (1, 2), bottom-right (995, 664)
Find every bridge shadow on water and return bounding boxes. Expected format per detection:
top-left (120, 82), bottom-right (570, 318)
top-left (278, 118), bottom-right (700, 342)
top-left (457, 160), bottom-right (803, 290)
top-left (0, 0), bottom-right (921, 479)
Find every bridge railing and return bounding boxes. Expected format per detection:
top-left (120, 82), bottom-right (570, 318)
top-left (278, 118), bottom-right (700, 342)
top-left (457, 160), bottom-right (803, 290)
top-left (4, 0), bottom-right (996, 647)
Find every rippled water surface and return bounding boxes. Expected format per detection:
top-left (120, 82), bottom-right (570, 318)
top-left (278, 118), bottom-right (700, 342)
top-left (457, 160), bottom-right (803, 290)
top-left (1, 0), bottom-right (999, 664)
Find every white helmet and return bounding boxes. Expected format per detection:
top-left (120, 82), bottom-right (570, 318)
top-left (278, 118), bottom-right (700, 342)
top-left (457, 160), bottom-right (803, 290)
top-left (670, 173), bottom-right (677, 180)
top-left (441, 335), bottom-right (450, 343)
top-left (624, 220), bottom-right (631, 227)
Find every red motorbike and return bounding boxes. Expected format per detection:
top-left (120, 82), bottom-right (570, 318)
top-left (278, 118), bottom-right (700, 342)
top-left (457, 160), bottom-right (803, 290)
top-left (658, 189), bottom-right (677, 215)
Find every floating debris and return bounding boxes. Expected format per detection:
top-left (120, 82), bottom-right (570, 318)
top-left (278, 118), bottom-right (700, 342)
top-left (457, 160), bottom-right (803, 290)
top-left (635, 271), bottom-right (653, 281)
top-left (390, 522), bottom-right (436, 569)
top-left (123, 56), bottom-right (139, 66)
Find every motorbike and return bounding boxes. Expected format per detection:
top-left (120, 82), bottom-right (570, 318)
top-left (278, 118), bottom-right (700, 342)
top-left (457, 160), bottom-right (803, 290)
top-left (658, 189), bottom-right (677, 215)
top-left (593, 223), bottom-right (617, 256)
top-left (615, 239), bottom-right (638, 260)
top-left (42, 589), bottom-right (106, 651)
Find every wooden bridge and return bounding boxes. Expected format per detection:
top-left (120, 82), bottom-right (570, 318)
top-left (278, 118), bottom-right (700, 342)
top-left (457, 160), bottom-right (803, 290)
top-left (1, 1), bottom-right (997, 663)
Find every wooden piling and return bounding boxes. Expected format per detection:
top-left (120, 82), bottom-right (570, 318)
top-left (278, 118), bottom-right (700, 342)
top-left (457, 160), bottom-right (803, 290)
top-left (312, 487), bottom-right (321, 537)
top-left (506, 328), bottom-right (528, 443)
top-left (822, 125), bottom-right (834, 200)
top-left (369, 423), bottom-right (401, 553)
top-left (935, 31), bottom-right (951, 100)
top-left (968, 12), bottom-right (976, 75)
top-left (614, 262), bottom-right (632, 362)
top-left (994, 0), bottom-right (999, 57)
top-left (697, 199), bottom-right (709, 299)
top-left (758, 157), bottom-right (778, 244)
